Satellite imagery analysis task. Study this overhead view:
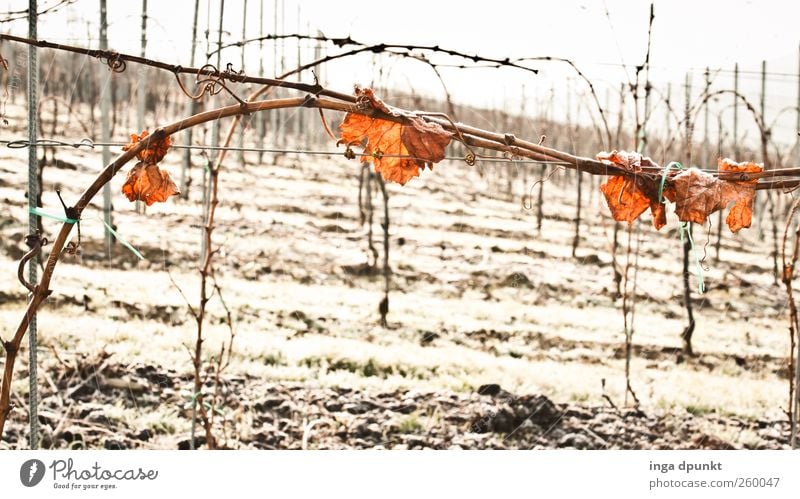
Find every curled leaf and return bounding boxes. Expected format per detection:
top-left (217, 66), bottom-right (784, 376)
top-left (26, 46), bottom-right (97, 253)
top-left (339, 87), bottom-right (453, 185)
top-left (672, 168), bottom-right (721, 224)
top-left (599, 175), bottom-right (650, 224)
top-left (671, 159), bottom-right (762, 232)
top-left (352, 86), bottom-right (396, 116)
top-left (121, 161), bottom-right (180, 206)
top-left (597, 150), bottom-right (657, 171)
top-left (719, 158), bottom-right (762, 233)
top-left (340, 113), bottom-right (417, 184)
top-left (122, 130), bottom-right (172, 163)
top-left (597, 150), bottom-right (670, 229)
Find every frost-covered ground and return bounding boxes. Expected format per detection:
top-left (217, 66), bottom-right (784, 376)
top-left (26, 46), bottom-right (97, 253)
top-left (0, 102), bottom-right (793, 449)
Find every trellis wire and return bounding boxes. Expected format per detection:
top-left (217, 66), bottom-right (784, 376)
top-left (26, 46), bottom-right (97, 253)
top-left (10, 138), bottom-right (800, 179)
top-left (0, 139), bottom-right (572, 165)
top-left (9, 139), bottom-right (800, 179)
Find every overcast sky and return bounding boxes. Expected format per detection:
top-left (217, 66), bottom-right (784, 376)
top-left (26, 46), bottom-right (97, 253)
top-left (3, 0), bottom-right (799, 146)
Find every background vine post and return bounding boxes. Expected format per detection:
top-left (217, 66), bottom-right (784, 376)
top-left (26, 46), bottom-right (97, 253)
top-left (681, 72), bottom-right (696, 355)
top-left (179, 0), bottom-right (201, 198)
top-left (135, 0), bottom-right (148, 216)
top-left (100, 0), bottom-right (113, 257)
top-left (237, 0), bottom-right (248, 167)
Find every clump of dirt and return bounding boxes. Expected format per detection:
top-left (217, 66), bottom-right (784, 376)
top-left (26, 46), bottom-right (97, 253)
top-left (0, 364), bottom-right (790, 450)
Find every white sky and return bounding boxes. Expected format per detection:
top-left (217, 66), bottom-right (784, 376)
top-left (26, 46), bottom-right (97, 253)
top-left (2, 0), bottom-right (800, 147)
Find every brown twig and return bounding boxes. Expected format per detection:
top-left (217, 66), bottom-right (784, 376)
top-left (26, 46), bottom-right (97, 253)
top-left (211, 33), bottom-right (613, 146)
top-left (364, 167), bottom-right (378, 268)
top-left (0, 33), bottom-right (355, 103)
top-left (781, 199), bottom-right (800, 442)
top-left (622, 224), bottom-right (634, 405)
top-left (376, 175), bottom-right (391, 328)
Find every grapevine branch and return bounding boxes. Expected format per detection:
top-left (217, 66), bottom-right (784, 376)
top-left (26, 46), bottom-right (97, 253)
top-left (3, 33), bottom-right (617, 147)
top-left (0, 0), bottom-right (76, 24)
top-left (3, 34), bottom-right (798, 185)
top-left (0, 89), bottom-right (797, 436)
top-left (209, 32), bottom-right (612, 145)
top-left (0, 33), bottom-right (356, 103)
top-left (782, 199), bottom-right (800, 437)
top-left (208, 33), bottom-right (540, 77)
top-left (1, 35), bottom-right (800, 439)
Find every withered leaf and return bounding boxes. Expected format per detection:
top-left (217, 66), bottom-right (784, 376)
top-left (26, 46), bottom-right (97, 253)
top-left (672, 159), bottom-right (762, 232)
top-left (597, 150), bottom-right (657, 171)
top-left (339, 87), bottom-right (453, 185)
top-left (672, 168), bottom-right (720, 224)
top-left (352, 86), bottom-right (396, 117)
top-left (597, 150), bottom-right (671, 230)
top-left (122, 130), bottom-right (172, 163)
top-left (719, 158), bottom-right (762, 233)
top-left (122, 161), bottom-right (180, 206)
top-left (599, 175), bottom-right (650, 224)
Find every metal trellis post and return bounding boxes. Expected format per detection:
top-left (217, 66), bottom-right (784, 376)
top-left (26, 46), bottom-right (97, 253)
top-left (26, 0), bottom-right (39, 450)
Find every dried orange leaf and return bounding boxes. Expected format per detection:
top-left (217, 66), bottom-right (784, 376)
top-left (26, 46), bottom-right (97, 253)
top-left (672, 159), bottom-right (762, 232)
top-left (719, 158), bottom-right (762, 233)
top-left (122, 130), bottom-right (172, 163)
top-left (596, 150), bottom-right (669, 229)
top-left (672, 168), bottom-right (721, 224)
top-left (121, 161), bottom-right (180, 206)
top-left (352, 86), bottom-right (396, 116)
top-left (339, 87), bottom-right (452, 185)
top-left (340, 113), bottom-right (418, 184)
top-left (599, 176), bottom-right (651, 224)
top-left (402, 118), bottom-right (452, 165)
top-left (597, 150), bottom-right (658, 171)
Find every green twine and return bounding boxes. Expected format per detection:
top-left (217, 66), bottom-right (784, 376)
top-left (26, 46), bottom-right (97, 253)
top-left (99, 217), bottom-right (144, 260)
top-left (184, 391), bottom-right (203, 406)
top-left (29, 206), bottom-right (78, 224)
top-left (30, 206), bottom-right (145, 261)
top-left (659, 161), bottom-right (683, 204)
top-left (660, 161), bottom-right (704, 293)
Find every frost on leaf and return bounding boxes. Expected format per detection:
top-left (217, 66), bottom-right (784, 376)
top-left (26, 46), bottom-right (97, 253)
top-left (597, 150), bottom-right (672, 230)
top-left (120, 130), bottom-right (178, 205)
top-left (719, 158), bottom-right (762, 233)
top-left (121, 161), bottom-right (180, 206)
top-left (672, 159), bottom-right (762, 233)
top-left (339, 87), bottom-right (453, 185)
top-left (672, 168), bottom-right (720, 224)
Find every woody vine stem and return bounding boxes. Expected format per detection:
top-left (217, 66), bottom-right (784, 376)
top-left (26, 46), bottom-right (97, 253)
top-left (1, 55), bottom-right (800, 441)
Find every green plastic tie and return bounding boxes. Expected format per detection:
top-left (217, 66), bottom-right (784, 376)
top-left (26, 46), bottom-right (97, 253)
top-left (659, 161), bottom-right (683, 204)
top-left (181, 391), bottom-right (204, 409)
top-left (29, 206), bottom-right (78, 224)
top-left (99, 217), bottom-right (144, 260)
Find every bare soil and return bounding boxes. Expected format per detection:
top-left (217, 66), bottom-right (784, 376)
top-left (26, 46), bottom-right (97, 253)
top-left (0, 113), bottom-right (793, 449)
